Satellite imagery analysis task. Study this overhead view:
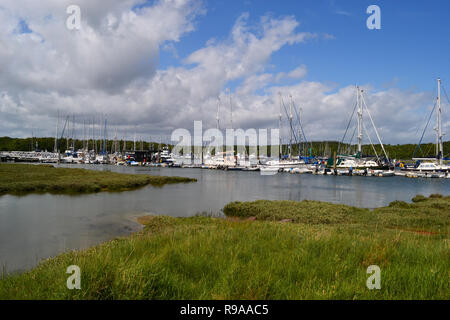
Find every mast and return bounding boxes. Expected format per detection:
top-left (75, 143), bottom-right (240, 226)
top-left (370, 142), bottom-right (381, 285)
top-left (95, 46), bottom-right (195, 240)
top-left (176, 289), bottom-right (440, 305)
top-left (54, 110), bottom-right (59, 153)
top-left (71, 114), bottom-right (75, 151)
top-left (278, 92), bottom-right (282, 160)
top-left (92, 117), bottom-right (97, 157)
top-left (357, 86), bottom-right (362, 155)
top-left (289, 94), bottom-right (293, 159)
top-left (66, 115), bottom-right (70, 151)
top-left (83, 119), bottom-right (86, 151)
top-left (298, 107), bottom-right (303, 157)
top-left (436, 78), bottom-right (443, 165)
top-left (91, 118), bottom-right (94, 154)
top-left (103, 117), bottom-right (107, 155)
top-left (360, 89), bottom-right (389, 162)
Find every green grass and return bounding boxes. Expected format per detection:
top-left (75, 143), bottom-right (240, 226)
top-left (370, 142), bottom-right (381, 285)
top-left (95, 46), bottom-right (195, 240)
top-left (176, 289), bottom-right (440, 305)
top-left (0, 163), bottom-right (196, 195)
top-left (0, 194), bottom-right (448, 300)
top-left (223, 196), bottom-right (450, 233)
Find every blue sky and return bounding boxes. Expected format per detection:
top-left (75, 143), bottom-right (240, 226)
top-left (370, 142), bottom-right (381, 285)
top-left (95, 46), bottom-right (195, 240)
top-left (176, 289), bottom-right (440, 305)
top-left (159, 0), bottom-right (450, 93)
top-left (0, 0), bottom-right (448, 143)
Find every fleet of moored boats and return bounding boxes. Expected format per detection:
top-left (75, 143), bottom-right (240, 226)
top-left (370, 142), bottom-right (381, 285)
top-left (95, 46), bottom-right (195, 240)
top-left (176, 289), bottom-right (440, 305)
top-left (1, 79), bottom-right (448, 179)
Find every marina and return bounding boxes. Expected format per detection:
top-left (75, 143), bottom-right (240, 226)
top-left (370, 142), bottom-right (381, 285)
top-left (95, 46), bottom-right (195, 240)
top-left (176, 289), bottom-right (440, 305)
top-left (0, 1), bottom-right (449, 301)
top-left (2, 79), bottom-right (448, 178)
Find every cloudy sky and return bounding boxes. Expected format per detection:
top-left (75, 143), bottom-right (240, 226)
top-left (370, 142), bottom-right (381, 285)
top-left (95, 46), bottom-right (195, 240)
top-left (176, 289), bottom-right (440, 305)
top-left (0, 0), bottom-right (449, 145)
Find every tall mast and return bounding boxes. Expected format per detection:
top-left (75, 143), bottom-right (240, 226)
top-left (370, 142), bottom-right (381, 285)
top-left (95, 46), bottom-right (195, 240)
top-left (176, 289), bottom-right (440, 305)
top-left (278, 92), bottom-right (282, 159)
top-left (436, 78), bottom-right (443, 165)
top-left (83, 119), bottom-right (86, 151)
top-left (54, 110), bottom-right (59, 153)
top-left (92, 117), bottom-right (97, 156)
top-left (66, 115), bottom-right (70, 151)
top-left (103, 117), bottom-right (107, 155)
top-left (357, 86), bottom-right (362, 155)
top-left (298, 107), bottom-right (303, 157)
top-left (71, 114), bottom-right (75, 150)
top-left (289, 94), bottom-right (293, 159)
top-left (360, 89), bottom-right (389, 162)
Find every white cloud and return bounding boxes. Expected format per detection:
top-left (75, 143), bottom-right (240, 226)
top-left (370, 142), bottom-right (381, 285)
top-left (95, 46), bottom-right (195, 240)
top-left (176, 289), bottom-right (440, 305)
top-left (275, 64), bottom-right (307, 82)
top-left (0, 0), bottom-right (203, 95)
top-left (288, 65), bottom-right (307, 79)
top-left (0, 1), bottom-right (444, 147)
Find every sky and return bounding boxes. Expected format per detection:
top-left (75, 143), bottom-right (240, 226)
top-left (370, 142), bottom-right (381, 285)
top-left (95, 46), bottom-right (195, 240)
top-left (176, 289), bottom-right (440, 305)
top-left (0, 0), bottom-right (449, 145)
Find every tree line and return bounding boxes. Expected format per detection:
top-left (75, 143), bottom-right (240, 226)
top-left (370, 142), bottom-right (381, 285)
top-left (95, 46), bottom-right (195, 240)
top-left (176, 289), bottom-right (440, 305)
top-left (0, 136), bottom-right (448, 160)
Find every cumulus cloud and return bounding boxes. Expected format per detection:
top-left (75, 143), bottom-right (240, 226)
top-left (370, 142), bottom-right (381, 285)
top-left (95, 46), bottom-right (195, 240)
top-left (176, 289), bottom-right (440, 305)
top-left (0, 1), bottom-right (444, 146)
top-left (0, 0), bottom-right (203, 95)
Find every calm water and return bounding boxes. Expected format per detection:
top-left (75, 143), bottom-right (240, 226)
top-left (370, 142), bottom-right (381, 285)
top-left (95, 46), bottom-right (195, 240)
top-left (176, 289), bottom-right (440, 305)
top-left (1, 164), bottom-right (449, 273)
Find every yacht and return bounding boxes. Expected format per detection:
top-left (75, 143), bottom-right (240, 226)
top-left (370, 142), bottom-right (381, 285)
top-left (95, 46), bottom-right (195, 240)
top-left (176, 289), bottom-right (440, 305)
top-left (336, 158), bottom-right (389, 170)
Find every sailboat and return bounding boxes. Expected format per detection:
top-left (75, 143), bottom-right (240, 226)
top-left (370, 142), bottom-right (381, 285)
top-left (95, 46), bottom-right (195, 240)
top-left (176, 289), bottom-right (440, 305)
top-left (403, 78), bottom-right (449, 176)
top-left (332, 86), bottom-right (391, 172)
top-left (260, 93), bottom-right (310, 173)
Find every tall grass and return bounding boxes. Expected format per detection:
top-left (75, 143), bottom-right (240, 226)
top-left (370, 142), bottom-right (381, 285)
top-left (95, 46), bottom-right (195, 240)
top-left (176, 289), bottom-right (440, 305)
top-left (224, 196), bottom-right (450, 233)
top-left (0, 163), bottom-right (196, 195)
top-left (0, 195), bottom-right (448, 299)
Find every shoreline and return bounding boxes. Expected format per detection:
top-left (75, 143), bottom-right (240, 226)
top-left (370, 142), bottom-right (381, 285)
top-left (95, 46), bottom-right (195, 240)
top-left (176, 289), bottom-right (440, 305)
top-left (0, 163), bottom-right (197, 196)
top-left (1, 194), bottom-right (448, 299)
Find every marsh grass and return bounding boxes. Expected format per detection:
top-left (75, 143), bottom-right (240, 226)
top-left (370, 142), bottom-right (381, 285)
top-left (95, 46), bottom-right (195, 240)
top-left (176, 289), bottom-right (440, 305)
top-left (0, 163), bottom-right (196, 195)
top-left (0, 195), bottom-right (448, 299)
top-left (224, 196), bottom-right (450, 233)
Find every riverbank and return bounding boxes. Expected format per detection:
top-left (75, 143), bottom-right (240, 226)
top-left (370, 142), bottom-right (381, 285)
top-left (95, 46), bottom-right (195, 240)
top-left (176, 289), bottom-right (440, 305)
top-left (0, 163), bottom-right (196, 195)
top-left (1, 194), bottom-right (448, 299)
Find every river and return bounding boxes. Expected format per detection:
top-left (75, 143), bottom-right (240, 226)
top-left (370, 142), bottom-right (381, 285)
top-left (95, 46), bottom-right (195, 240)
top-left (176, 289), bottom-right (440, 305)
top-left (0, 164), bottom-right (448, 273)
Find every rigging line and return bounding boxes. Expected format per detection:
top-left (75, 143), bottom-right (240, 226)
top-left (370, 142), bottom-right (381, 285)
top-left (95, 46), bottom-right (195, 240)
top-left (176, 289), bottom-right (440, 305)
top-left (348, 124), bottom-right (357, 153)
top-left (58, 115), bottom-right (70, 153)
top-left (281, 97), bottom-right (300, 146)
top-left (442, 85), bottom-right (450, 106)
top-left (413, 99), bottom-right (437, 158)
top-left (292, 100), bottom-right (310, 150)
top-left (424, 143), bottom-right (434, 158)
top-left (414, 96), bottom-right (439, 156)
top-left (347, 113), bottom-right (357, 147)
top-left (338, 98), bottom-right (358, 154)
top-left (291, 100), bottom-right (306, 142)
top-left (362, 120), bottom-right (379, 161)
top-left (360, 92), bottom-right (389, 161)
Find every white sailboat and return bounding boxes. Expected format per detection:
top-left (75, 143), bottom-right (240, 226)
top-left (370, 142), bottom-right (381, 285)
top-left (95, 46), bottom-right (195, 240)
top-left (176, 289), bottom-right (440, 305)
top-left (407, 78), bottom-right (449, 174)
top-left (260, 93), bottom-right (310, 173)
top-left (335, 86), bottom-right (391, 171)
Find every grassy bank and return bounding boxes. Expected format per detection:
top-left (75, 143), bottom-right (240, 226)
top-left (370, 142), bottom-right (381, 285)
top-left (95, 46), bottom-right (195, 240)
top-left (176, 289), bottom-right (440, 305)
top-left (0, 163), bottom-right (196, 195)
top-left (223, 194), bottom-right (450, 233)
top-left (0, 195), bottom-right (448, 299)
